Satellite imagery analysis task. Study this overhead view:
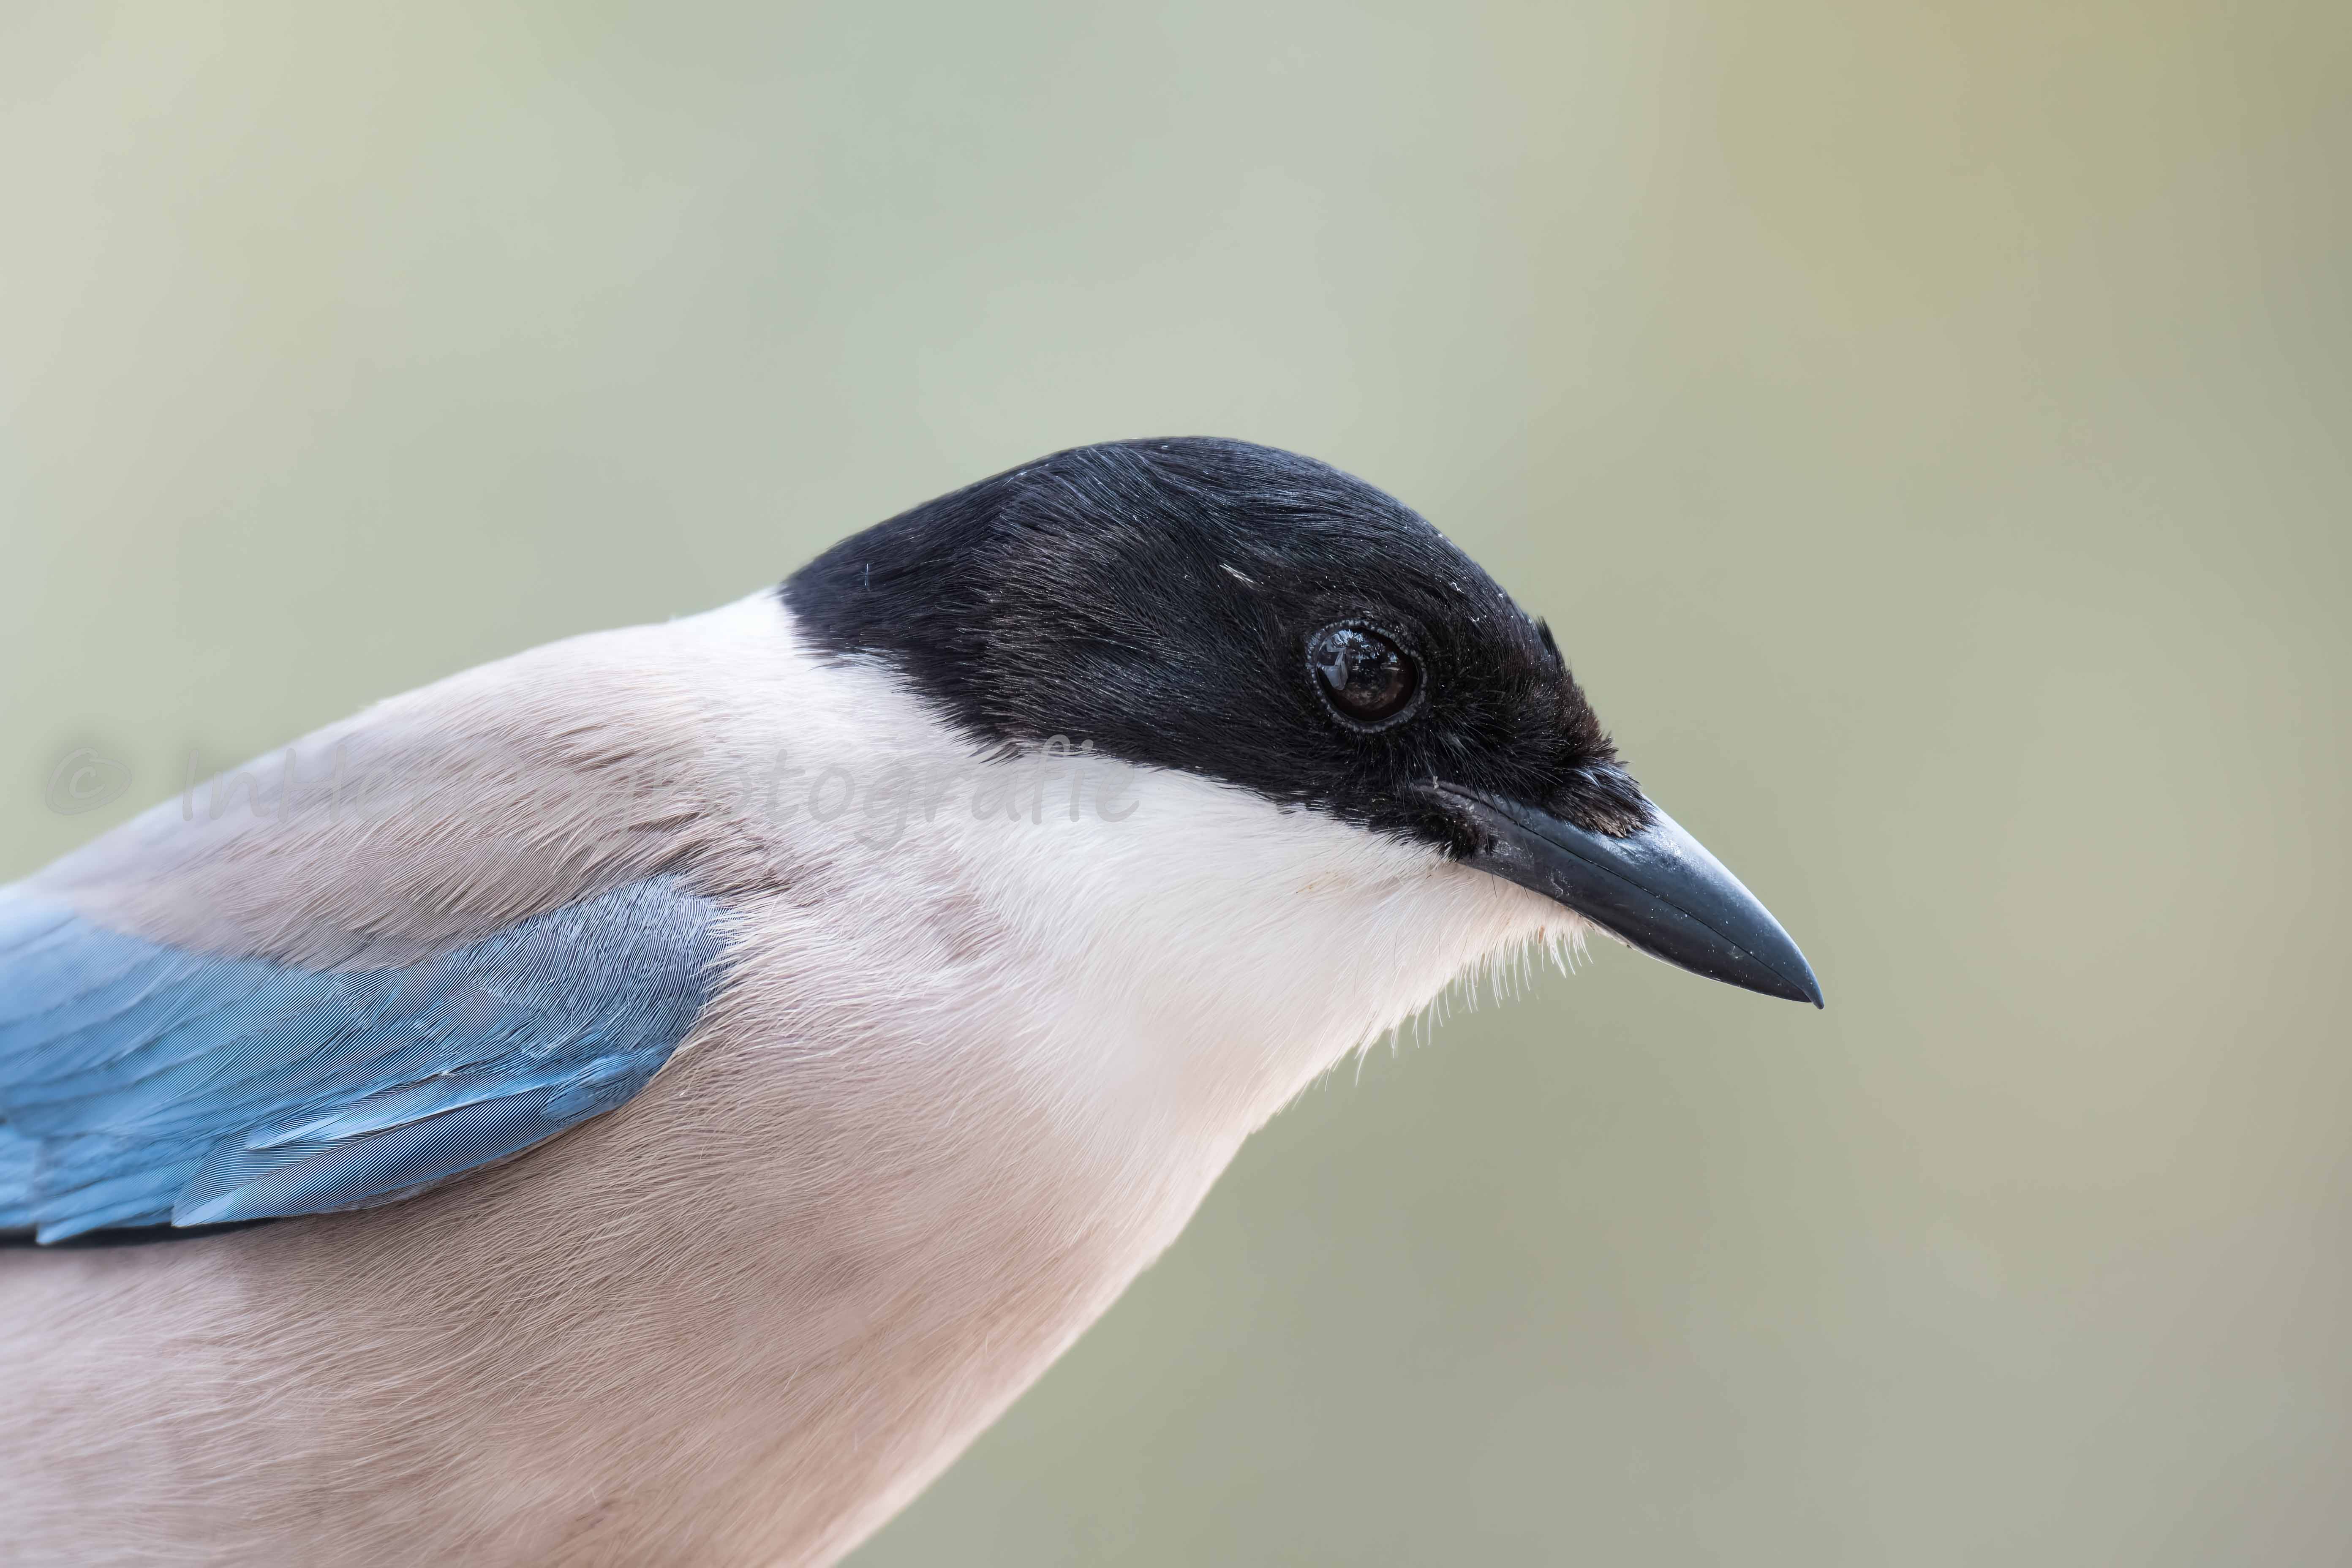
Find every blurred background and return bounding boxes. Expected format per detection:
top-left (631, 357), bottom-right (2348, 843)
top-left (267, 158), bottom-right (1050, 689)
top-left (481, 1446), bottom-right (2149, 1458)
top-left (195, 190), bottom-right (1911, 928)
top-left (3, 3), bottom-right (2345, 1562)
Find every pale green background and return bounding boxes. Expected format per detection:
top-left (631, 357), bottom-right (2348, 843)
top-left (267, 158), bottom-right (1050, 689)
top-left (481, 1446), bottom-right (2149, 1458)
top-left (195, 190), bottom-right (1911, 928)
top-left (3, 4), bottom-right (2345, 1563)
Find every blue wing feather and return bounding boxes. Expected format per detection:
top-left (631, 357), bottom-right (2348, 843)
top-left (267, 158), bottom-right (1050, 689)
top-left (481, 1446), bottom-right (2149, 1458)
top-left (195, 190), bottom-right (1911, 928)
top-left (0, 876), bottom-right (725, 1243)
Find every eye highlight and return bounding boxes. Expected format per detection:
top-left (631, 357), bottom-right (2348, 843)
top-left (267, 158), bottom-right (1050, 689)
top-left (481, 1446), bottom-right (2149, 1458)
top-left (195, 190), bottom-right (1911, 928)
top-left (1308, 623), bottom-right (1421, 728)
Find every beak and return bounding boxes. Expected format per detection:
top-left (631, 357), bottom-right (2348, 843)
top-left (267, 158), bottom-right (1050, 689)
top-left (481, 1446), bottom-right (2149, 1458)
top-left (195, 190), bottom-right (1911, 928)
top-left (1430, 784), bottom-right (1824, 1007)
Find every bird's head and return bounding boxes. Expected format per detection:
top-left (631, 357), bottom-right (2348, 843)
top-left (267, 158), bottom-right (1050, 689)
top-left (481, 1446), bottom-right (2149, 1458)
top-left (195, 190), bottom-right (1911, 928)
top-left (779, 437), bottom-right (1820, 1015)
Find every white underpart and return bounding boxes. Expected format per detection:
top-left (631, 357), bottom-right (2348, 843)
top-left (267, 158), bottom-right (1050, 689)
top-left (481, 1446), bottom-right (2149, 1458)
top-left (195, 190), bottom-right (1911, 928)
top-left (1, 593), bottom-right (1577, 1568)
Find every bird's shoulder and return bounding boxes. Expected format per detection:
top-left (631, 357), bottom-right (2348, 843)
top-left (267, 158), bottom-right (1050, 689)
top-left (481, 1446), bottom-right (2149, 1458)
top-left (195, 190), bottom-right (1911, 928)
top-left (0, 597), bottom-right (799, 1244)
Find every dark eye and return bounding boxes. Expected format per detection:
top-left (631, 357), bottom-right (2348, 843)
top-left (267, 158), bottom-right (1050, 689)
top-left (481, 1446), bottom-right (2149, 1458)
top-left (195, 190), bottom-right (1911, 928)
top-left (1308, 624), bottom-right (1420, 727)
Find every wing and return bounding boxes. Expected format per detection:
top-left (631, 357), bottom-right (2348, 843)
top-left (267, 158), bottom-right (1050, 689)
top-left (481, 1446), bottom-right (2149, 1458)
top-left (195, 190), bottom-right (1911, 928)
top-left (0, 875), bottom-right (725, 1244)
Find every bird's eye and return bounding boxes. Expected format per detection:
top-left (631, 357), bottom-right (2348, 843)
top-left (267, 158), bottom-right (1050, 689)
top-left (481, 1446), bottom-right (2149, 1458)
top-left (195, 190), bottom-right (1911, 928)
top-left (1308, 624), bottom-right (1420, 727)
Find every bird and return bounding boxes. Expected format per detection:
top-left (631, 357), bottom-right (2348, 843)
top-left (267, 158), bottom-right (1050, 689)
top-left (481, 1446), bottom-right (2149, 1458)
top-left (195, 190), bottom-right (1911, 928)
top-left (0, 437), bottom-right (1819, 1566)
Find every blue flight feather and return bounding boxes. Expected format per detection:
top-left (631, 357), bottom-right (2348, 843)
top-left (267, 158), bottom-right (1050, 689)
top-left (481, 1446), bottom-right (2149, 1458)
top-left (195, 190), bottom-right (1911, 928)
top-left (0, 876), bottom-right (726, 1243)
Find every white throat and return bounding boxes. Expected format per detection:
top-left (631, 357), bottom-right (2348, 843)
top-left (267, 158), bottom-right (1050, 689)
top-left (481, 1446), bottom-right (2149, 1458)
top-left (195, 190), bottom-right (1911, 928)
top-left (704, 593), bottom-right (1580, 1159)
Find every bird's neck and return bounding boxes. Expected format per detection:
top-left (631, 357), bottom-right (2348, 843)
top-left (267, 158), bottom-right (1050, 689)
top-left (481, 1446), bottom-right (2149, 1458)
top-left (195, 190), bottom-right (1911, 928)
top-left (719, 594), bottom-right (1567, 1155)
